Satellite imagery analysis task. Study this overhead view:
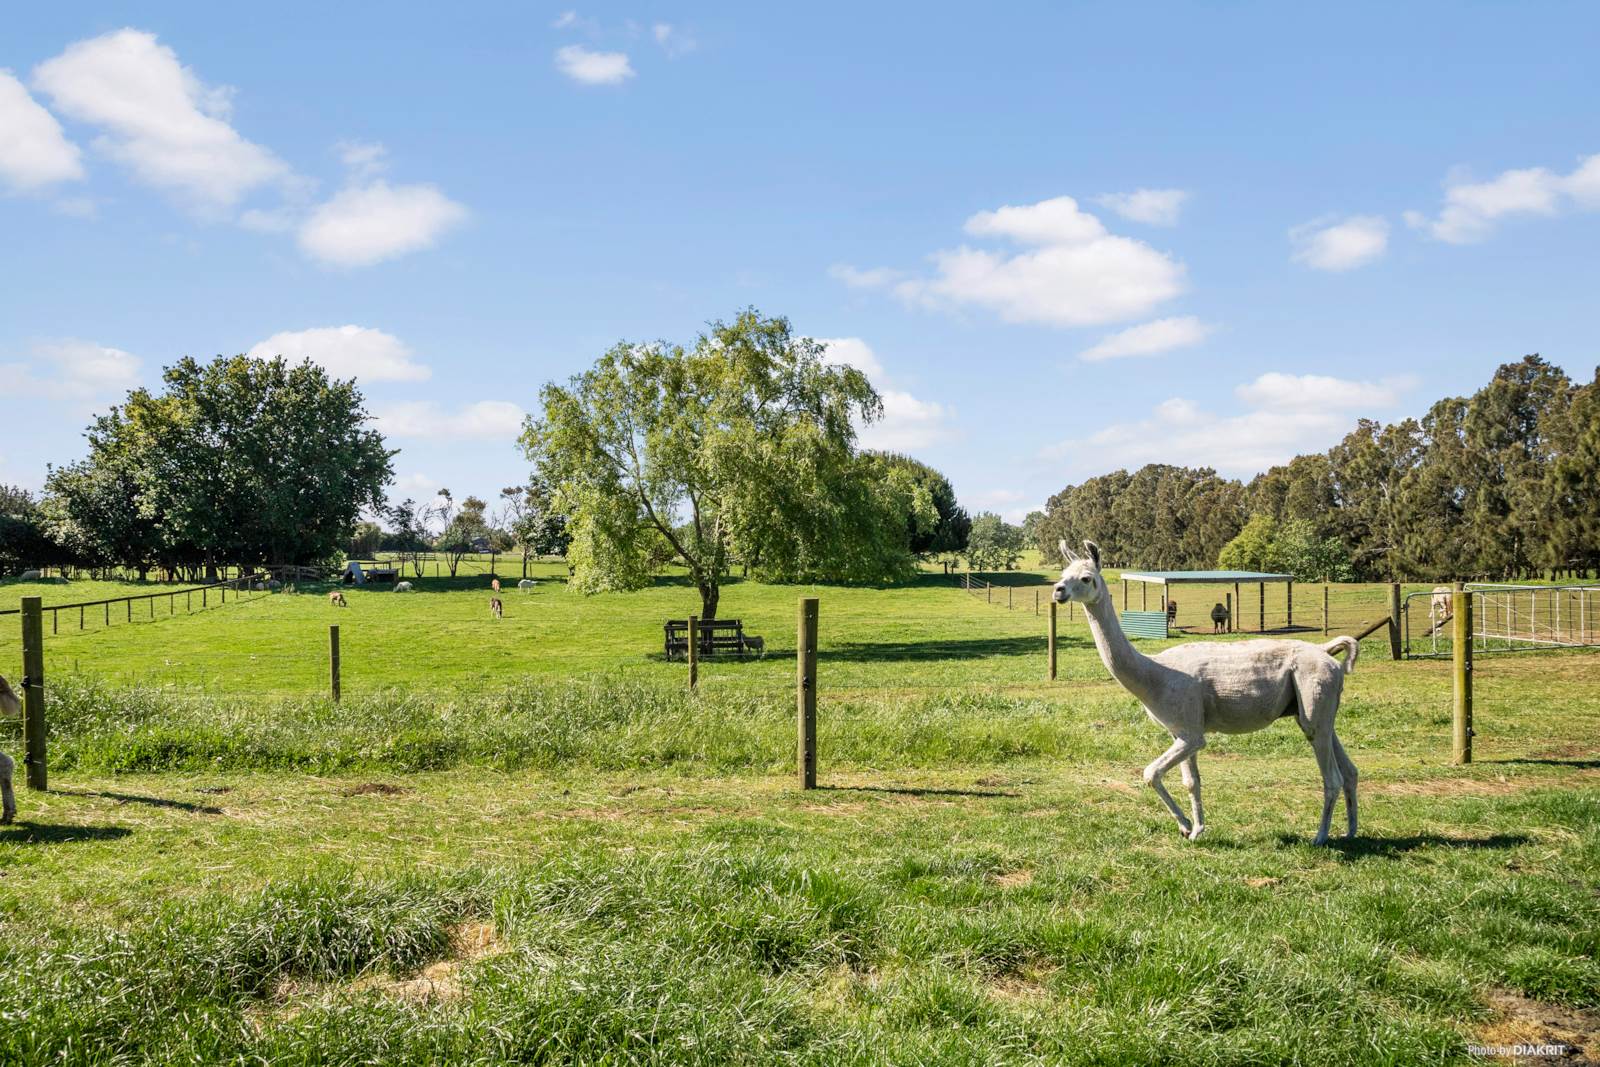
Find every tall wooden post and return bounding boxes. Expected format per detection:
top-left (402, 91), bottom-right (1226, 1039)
top-left (1232, 582), bottom-right (1240, 633)
top-left (1257, 583), bottom-right (1265, 632)
top-left (20, 596), bottom-right (47, 790)
top-left (1122, 579), bottom-right (1128, 610)
top-left (797, 598), bottom-right (818, 789)
top-left (1048, 600), bottom-right (1058, 681)
top-left (1322, 585), bottom-right (1329, 636)
top-left (1035, 589), bottom-right (1039, 616)
top-left (1452, 589), bottom-right (1473, 764)
top-left (329, 624), bottom-right (342, 703)
top-left (1388, 583), bottom-right (1403, 661)
top-left (1287, 581), bottom-right (1294, 629)
top-left (1007, 586), bottom-right (1012, 610)
top-left (1225, 592), bottom-right (1233, 634)
top-left (687, 614), bottom-right (699, 690)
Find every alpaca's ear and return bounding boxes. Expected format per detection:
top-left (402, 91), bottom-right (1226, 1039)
top-left (1058, 539), bottom-right (1078, 563)
top-left (1083, 540), bottom-right (1101, 568)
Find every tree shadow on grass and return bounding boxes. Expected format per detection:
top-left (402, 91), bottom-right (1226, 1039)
top-left (1275, 831), bottom-right (1531, 857)
top-left (55, 789), bottom-right (223, 815)
top-left (817, 784), bottom-right (1021, 799)
top-left (0, 822), bottom-right (132, 845)
top-left (824, 635), bottom-right (1084, 663)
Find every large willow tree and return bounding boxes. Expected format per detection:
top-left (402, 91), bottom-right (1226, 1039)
top-left (522, 310), bottom-right (934, 619)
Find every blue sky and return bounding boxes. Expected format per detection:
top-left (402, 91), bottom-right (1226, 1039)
top-left (3, 3), bottom-right (1597, 523)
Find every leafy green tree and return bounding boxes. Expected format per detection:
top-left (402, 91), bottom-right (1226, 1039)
top-left (965, 512), bottom-right (1025, 571)
top-left (865, 452), bottom-right (970, 557)
top-left (0, 484), bottom-right (58, 575)
top-left (42, 409), bottom-right (168, 578)
top-left (524, 310), bottom-right (924, 619)
top-left (73, 356), bottom-right (394, 574)
top-left (1268, 519), bottom-right (1355, 582)
top-left (1545, 369), bottom-right (1600, 575)
top-left (432, 489), bottom-right (489, 576)
top-left (383, 498), bottom-right (435, 578)
top-left (1218, 513), bottom-right (1277, 573)
top-left (500, 477), bottom-right (570, 576)
top-left (349, 521), bottom-right (385, 558)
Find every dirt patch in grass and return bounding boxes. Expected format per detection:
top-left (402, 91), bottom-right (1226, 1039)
top-left (1373, 770), bottom-right (1599, 798)
top-left (992, 868), bottom-right (1034, 889)
top-left (986, 962), bottom-right (1057, 1005)
top-left (1244, 876), bottom-right (1283, 889)
top-left (339, 782), bottom-right (411, 797)
top-left (1478, 989), bottom-right (1600, 1064)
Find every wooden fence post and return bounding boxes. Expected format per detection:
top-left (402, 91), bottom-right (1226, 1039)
top-left (329, 624), bottom-right (341, 702)
top-left (1388, 583), bottom-right (1403, 660)
top-left (1034, 589), bottom-right (1039, 616)
top-left (1452, 589), bottom-right (1473, 764)
top-left (20, 596), bottom-right (47, 790)
top-left (1048, 600), bottom-right (1057, 681)
top-left (1232, 583), bottom-right (1239, 632)
top-left (1322, 584), bottom-right (1329, 636)
top-left (1225, 592), bottom-right (1233, 634)
top-left (1007, 586), bottom-right (1012, 610)
top-left (1287, 580), bottom-right (1293, 629)
top-left (687, 614), bottom-right (699, 690)
top-left (797, 597), bottom-right (818, 789)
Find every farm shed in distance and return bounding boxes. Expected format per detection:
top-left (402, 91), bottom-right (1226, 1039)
top-left (1118, 569), bottom-right (1295, 637)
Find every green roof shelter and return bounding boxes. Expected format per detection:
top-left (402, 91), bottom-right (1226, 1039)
top-left (1117, 569), bottom-right (1295, 638)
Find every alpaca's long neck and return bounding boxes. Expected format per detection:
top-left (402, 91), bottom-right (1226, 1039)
top-left (1082, 593), bottom-right (1164, 703)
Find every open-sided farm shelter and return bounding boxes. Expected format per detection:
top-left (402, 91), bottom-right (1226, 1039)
top-left (1119, 569), bottom-right (1295, 638)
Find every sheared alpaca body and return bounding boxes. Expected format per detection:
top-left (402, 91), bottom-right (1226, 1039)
top-left (1055, 540), bottom-right (1359, 845)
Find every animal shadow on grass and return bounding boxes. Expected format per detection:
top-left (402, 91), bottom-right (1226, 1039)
top-left (55, 789), bottom-right (224, 815)
top-left (0, 822), bottom-right (133, 845)
top-left (1275, 831), bottom-right (1531, 858)
top-left (1485, 758), bottom-right (1600, 770)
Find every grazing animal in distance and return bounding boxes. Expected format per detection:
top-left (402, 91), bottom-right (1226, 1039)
top-left (328, 590), bottom-right (347, 608)
top-left (1166, 599), bottom-right (1179, 626)
top-left (491, 577), bottom-right (501, 594)
top-left (395, 581), bottom-right (414, 593)
top-left (744, 635), bottom-right (765, 657)
top-left (17, 570), bottom-right (41, 581)
top-left (518, 578), bottom-right (536, 591)
top-left (0, 675), bottom-right (21, 823)
top-left (1055, 539), bottom-right (1359, 845)
top-left (1210, 603), bottom-right (1229, 634)
top-left (490, 596), bottom-right (503, 619)
top-left (1429, 586), bottom-right (1453, 630)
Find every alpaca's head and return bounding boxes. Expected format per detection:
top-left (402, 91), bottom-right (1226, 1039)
top-left (1052, 539), bottom-right (1104, 605)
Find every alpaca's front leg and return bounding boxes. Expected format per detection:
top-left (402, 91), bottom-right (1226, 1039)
top-left (1143, 736), bottom-right (1202, 838)
top-left (1180, 756), bottom-right (1204, 839)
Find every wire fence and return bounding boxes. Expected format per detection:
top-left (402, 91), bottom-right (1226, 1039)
top-left (1403, 584), bottom-right (1600, 658)
top-left (0, 572), bottom-right (270, 635)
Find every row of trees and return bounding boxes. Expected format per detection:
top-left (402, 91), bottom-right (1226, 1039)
top-left (1031, 356), bottom-right (1600, 582)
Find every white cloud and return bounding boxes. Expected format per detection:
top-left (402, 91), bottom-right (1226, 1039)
top-left (1409, 153), bottom-right (1600, 243)
top-left (1234, 372), bottom-right (1413, 412)
top-left (817, 336), bottom-right (886, 379)
top-left (1289, 214), bottom-right (1389, 271)
top-left (296, 181), bottom-right (467, 267)
top-left (653, 23), bottom-right (697, 57)
top-left (0, 69), bottom-right (84, 191)
top-left (1093, 188), bottom-right (1188, 226)
top-left (335, 139), bottom-right (388, 179)
top-left (554, 45), bottom-right (635, 85)
top-left (829, 263), bottom-right (905, 289)
top-left (246, 325), bottom-right (431, 382)
top-left (1044, 372), bottom-right (1413, 477)
top-left (372, 400), bottom-right (527, 441)
top-left (1078, 316), bottom-right (1213, 362)
top-left (0, 339), bottom-right (140, 399)
top-left (851, 195), bottom-right (1186, 328)
top-left (32, 29), bottom-right (287, 210)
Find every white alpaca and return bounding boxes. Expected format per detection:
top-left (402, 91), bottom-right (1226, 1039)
top-left (394, 581), bottom-right (414, 593)
top-left (1428, 586), bottom-right (1453, 629)
top-left (517, 579), bottom-right (536, 591)
top-left (0, 675), bottom-right (20, 824)
top-left (1054, 540), bottom-right (1359, 845)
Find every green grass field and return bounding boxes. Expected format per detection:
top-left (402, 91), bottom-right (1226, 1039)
top-left (0, 568), bottom-right (1596, 1064)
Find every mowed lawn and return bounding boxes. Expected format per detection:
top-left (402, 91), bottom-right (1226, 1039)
top-left (0, 571), bottom-right (1596, 1064)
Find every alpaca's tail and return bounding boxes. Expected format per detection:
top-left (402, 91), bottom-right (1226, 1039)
top-left (1322, 636), bottom-right (1358, 675)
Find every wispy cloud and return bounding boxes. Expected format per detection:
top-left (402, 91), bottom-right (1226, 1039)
top-left (1406, 153), bottom-right (1600, 243)
top-left (1078, 316), bottom-right (1213, 362)
top-left (246, 325), bottom-right (432, 382)
top-left (0, 69), bottom-right (83, 191)
top-left (555, 45), bottom-right (635, 86)
top-left (1093, 188), bottom-right (1188, 226)
top-left (1289, 214), bottom-right (1389, 271)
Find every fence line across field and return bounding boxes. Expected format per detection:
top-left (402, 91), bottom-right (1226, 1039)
top-left (1403, 583), bottom-right (1600, 658)
top-left (0, 572), bottom-right (269, 637)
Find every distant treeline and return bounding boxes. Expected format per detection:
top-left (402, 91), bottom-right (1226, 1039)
top-left (1033, 356), bottom-right (1600, 582)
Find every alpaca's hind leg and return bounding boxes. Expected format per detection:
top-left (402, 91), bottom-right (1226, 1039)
top-left (1332, 735), bottom-right (1358, 838)
top-left (1180, 756), bottom-right (1204, 840)
top-left (1307, 730), bottom-right (1344, 846)
top-left (1143, 735), bottom-right (1203, 838)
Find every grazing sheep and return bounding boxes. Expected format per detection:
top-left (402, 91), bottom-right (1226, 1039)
top-left (329, 590), bottom-right (348, 608)
top-left (267, 578), bottom-right (283, 591)
top-left (491, 577), bottom-right (501, 594)
top-left (0, 675), bottom-right (20, 824)
top-left (490, 596), bottom-right (503, 619)
top-left (395, 581), bottom-right (414, 593)
top-left (517, 579), bottom-right (536, 591)
top-left (1210, 603), bottom-right (1230, 634)
top-left (744, 635), bottom-right (765, 657)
